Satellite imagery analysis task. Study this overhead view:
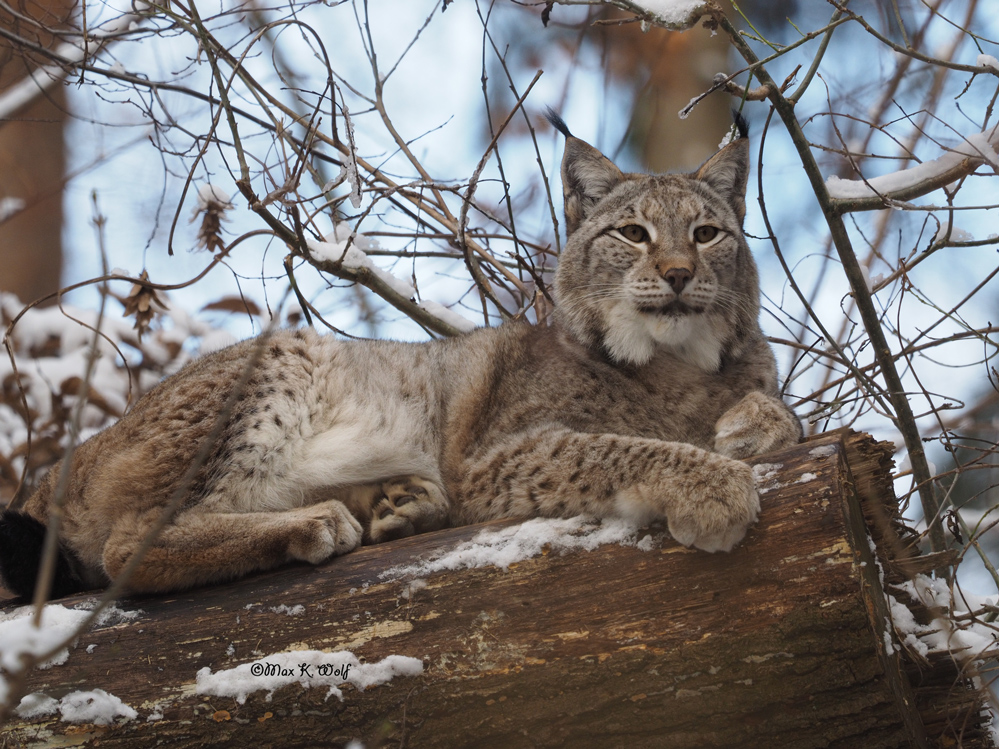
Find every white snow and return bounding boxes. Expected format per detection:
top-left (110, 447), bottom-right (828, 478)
top-left (58, 689), bottom-right (137, 724)
top-left (194, 183), bottom-right (233, 212)
top-left (400, 579), bottom-right (427, 600)
top-left (808, 445), bottom-right (837, 459)
top-left (888, 574), bottom-right (999, 661)
top-left (307, 228), bottom-right (417, 299)
top-left (380, 516), bottom-right (657, 580)
top-left (882, 617), bottom-right (896, 655)
top-left (752, 462), bottom-right (783, 494)
top-left (417, 300), bottom-right (476, 333)
top-left (307, 236), bottom-right (371, 270)
top-left (0, 291), bottom-right (225, 486)
top-left (934, 220), bottom-right (974, 243)
top-left (340, 105), bottom-right (363, 209)
top-left (269, 604), bottom-right (305, 616)
top-left (15, 692), bottom-right (59, 719)
top-left (195, 650), bottom-right (424, 703)
top-left (825, 125), bottom-right (999, 200)
top-left (796, 472), bottom-right (818, 484)
top-left (978, 54), bottom-right (999, 72)
top-left (0, 604), bottom-right (90, 672)
top-left (631, 0), bottom-right (707, 29)
top-left (0, 196), bottom-right (25, 222)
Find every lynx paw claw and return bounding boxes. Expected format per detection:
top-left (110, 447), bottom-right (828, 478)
top-left (288, 501), bottom-right (363, 564)
top-left (666, 459), bottom-right (760, 553)
top-left (714, 391), bottom-right (802, 460)
top-left (367, 477), bottom-right (449, 544)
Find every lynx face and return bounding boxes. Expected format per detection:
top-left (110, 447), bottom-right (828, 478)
top-left (552, 127), bottom-right (757, 371)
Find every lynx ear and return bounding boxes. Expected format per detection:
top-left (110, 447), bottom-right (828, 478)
top-left (547, 110), bottom-right (625, 237)
top-left (694, 122), bottom-right (750, 223)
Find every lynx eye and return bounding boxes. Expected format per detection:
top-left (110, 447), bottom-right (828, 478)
top-left (617, 224), bottom-right (649, 243)
top-left (693, 225), bottom-right (720, 244)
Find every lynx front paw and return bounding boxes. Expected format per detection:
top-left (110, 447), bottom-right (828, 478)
top-left (287, 500), bottom-right (363, 564)
top-left (665, 458), bottom-right (760, 553)
top-left (367, 477), bottom-right (449, 544)
top-left (714, 391), bottom-right (802, 460)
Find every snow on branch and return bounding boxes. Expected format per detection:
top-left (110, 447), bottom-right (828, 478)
top-left (825, 125), bottom-right (999, 211)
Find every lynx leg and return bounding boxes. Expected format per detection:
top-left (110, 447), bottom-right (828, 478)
top-left (459, 429), bottom-right (760, 553)
top-left (714, 391), bottom-right (802, 460)
top-left (367, 476), bottom-right (449, 544)
top-left (101, 499), bottom-right (363, 593)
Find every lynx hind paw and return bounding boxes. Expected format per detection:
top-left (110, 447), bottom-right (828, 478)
top-left (287, 501), bottom-right (363, 564)
top-left (714, 391), bottom-right (802, 460)
top-left (367, 477), bottom-right (449, 545)
top-left (667, 460), bottom-right (760, 553)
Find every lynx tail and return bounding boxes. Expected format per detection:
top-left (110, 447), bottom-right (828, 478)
top-left (0, 511), bottom-right (83, 600)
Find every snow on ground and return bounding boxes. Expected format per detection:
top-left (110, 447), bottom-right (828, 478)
top-left (379, 516), bottom-right (658, 581)
top-left (195, 650), bottom-right (424, 703)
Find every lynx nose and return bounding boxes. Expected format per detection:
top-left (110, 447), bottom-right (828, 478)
top-left (662, 266), bottom-right (693, 293)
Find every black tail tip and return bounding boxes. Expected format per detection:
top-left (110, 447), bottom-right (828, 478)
top-left (732, 109), bottom-right (749, 140)
top-left (544, 107), bottom-right (573, 139)
top-left (0, 510), bottom-right (81, 601)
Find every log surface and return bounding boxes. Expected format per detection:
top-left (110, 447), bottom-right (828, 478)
top-left (0, 431), bottom-right (990, 748)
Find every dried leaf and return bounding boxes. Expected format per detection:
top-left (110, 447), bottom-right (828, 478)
top-left (192, 183), bottom-right (233, 253)
top-left (202, 296), bottom-right (262, 317)
top-left (121, 270), bottom-right (167, 341)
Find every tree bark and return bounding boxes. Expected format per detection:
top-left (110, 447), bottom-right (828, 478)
top-left (0, 0), bottom-right (72, 305)
top-left (0, 431), bottom-right (991, 748)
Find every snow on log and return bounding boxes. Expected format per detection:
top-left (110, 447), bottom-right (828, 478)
top-left (0, 431), bottom-right (992, 748)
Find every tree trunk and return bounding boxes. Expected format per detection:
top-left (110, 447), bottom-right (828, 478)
top-left (0, 431), bottom-right (991, 748)
top-left (0, 0), bottom-right (72, 305)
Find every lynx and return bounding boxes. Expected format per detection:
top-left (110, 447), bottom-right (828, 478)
top-left (0, 112), bottom-right (801, 598)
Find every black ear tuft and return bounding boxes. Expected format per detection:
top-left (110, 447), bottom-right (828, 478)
top-left (544, 107), bottom-right (573, 139)
top-left (732, 109), bottom-right (749, 140)
top-left (0, 511), bottom-right (83, 600)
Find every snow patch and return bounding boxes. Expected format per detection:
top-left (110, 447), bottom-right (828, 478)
top-left (269, 604), bottom-right (305, 617)
top-left (825, 125), bottom-right (999, 200)
top-left (978, 54), bottom-right (999, 72)
top-left (196, 650), bottom-right (423, 703)
top-left (15, 692), bottom-right (59, 719)
top-left (808, 445), bottom-right (836, 460)
top-left (752, 462), bottom-right (783, 494)
top-left (0, 196), bottom-right (25, 222)
top-left (631, 0), bottom-right (707, 29)
top-left (888, 574), bottom-right (999, 660)
top-left (58, 689), bottom-right (137, 724)
top-left (417, 300), bottom-right (476, 333)
top-left (194, 183), bottom-right (233, 212)
top-left (380, 516), bottom-right (657, 581)
top-left (0, 604), bottom-right (90, 671)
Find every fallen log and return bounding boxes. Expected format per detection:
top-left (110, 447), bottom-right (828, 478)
top-left (0, 430), bottom-right (992, 748)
